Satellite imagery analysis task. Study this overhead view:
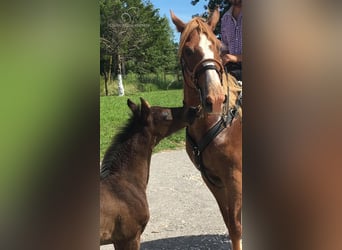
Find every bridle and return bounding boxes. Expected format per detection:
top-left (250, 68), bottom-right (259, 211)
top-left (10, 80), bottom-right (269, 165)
top-left (181, 55), bottom-right (229, 118)
top-left (180, 52), bottom-right (241, 188)
top-left (181, 57), bottom-right (225, 90)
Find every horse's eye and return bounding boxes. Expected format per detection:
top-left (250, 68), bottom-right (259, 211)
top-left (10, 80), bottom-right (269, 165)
top-left (184, 47), bottom-right (194, 56)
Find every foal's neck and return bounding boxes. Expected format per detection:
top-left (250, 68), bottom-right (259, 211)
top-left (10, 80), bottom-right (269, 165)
top-left (117, 134), bottom-right (153, 189)
top-left (102, 133), bottom-right (153, 189)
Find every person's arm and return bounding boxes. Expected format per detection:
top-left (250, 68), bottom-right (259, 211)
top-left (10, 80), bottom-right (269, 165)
top-left (220, 14), bottom-right (242, 65)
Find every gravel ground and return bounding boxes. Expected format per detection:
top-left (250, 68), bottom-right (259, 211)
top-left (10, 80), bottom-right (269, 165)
top-left (101, 149), bottom-right (231, 250)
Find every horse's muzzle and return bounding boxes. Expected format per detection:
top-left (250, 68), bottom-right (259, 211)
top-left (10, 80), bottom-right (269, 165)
top-left (204, 94), bottom-right (227, 114)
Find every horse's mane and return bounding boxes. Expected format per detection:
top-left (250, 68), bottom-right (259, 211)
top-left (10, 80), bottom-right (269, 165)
top-left (224, 73), bottom-right (242, 118)
top-left (178, 17), bottom-right (221, 58)
top-left (100, 110), bottom-right (142, 179)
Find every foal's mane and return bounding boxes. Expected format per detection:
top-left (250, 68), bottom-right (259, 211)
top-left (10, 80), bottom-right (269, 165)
top-left (178, 17), bottom-right (221, 58)
top-left (100, 109), bottom-right (143, 178)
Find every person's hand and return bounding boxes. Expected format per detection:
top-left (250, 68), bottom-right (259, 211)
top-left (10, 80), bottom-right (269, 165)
top-left (222, 54), bottom-right (238, 64)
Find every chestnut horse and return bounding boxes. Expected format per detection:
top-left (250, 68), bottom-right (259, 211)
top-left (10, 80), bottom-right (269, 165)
top-left (100, 98), bottom-right (192, 250)
top-left (171, 8), bottom-right (243, 250)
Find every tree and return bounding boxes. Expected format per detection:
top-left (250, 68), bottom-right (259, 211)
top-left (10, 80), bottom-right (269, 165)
top-left (100, 0), bottom-right (142, 95)
top-left (191, 0), bottom-right (231, 39)
top-left (100, 0), bottom-right (121, 95)
top-left (100, 0), bottom-right (178, 95)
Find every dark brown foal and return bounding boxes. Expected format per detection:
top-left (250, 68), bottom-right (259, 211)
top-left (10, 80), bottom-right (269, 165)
top-left (100, 98), bottom-right (191, 250)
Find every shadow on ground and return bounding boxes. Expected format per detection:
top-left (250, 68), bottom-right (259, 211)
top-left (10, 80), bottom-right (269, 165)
top-left (141, 234), bottom-right (231, 250)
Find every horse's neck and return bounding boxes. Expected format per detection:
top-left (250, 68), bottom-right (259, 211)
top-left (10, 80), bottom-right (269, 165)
top-left (104, 135), bottom-right (153, 189)
top-left (188, 114), bottom-right (221, 137)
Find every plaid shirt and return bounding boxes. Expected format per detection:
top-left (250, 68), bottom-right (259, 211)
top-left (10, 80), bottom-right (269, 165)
top-left (221, 6), bottom-right (243, 55)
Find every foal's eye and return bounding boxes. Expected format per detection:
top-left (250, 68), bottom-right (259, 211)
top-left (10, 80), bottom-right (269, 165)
top-left (161, 111), bottom-right (172, 121)
top-left (184, 47), bottom-right (194, 56)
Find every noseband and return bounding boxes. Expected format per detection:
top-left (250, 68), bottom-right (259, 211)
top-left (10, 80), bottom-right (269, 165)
top-left (181, 58), bottom-right (225, 90)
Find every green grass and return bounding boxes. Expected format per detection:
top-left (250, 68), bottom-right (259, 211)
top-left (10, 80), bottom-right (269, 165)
top-left (100, 89), bottom-right (185, 160)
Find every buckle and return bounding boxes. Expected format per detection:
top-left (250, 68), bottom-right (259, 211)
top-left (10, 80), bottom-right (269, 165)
top-left (192, 146), bottom-right (200, 156)
top-left (230, 107), bottom-right (237, 117)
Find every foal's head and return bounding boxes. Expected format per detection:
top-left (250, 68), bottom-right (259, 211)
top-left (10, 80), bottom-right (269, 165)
top-left (128, 97), bottom-right (188, 146)
top-left (171, 7), bottom-right (228, 115)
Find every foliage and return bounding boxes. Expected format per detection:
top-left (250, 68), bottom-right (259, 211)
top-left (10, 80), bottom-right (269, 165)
top-left (100, 72), bottom-right (183, 96)
top-left (100, 0), bottom-right (178, 79)
top-left (191, 0), bottom-right (232, 38)
top-left (100, 90), bottom-right (185, 159)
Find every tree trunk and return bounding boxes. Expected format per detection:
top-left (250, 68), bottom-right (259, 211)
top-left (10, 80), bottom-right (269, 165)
top-left (117, 54), bottom-right (125, 96)
top-left (103, 72), bottom-right (108, 96)
top-left (104, 55), bottom-right (113, 96)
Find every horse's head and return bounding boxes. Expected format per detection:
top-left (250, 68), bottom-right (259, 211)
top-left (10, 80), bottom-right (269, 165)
top-left (127, 98), bottom-right (194, 145)
top-left (171, 7), bottom-right (228, 115)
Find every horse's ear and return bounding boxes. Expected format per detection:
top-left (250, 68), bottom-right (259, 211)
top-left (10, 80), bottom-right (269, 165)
top-left (127, 99), bottom-right (138, 113)
top-left (207, 6), bottom-right (220, 31)
top-left (170, 10), bottom-right (185, 33)
top-left (140, 97), bottom-right (151, 121)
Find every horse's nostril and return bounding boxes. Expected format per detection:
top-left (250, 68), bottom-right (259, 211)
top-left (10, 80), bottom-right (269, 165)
top-left (205, 97), bottom-right (213, 113)
top-left (205, 97), bottom-right (213, 106)
top-left (223, 95), bottom-right (228, 104)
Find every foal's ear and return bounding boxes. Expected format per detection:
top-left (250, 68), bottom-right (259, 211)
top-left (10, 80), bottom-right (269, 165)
top-left (127, 99), bottom-right (138, 113)
top-left (170, 10), bottom-right (185, 33)
top-left (207, 6), bottom-right (220, 31)
top-left (140, 97), bottom-right (151, 121)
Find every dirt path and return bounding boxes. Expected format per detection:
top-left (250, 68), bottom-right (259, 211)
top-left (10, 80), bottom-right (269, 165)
top-left (101, 149), bottom-right (231, 250)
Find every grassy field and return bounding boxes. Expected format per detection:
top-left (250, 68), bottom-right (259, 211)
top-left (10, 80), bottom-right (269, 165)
top-left (100, 89), bottom-right (185, 160)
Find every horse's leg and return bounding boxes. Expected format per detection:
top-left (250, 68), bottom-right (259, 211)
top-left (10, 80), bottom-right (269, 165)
top-left (113, 234), bottom-right (141, 250)
top-left (228, 200), bottom-right (242, 250)
top-left (226, 170), bottom-right (242, 250)
top-left (204, 169), bottom-right (242, 250)
top-left (211, 187), bottom-right (242, 250)
top-left (113, 241), bottom-right (139, 250)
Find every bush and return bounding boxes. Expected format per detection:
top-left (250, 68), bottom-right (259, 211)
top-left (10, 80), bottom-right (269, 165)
top-left (100, 72), bottom-right (183, 96)
top-left (137, 83), bottom-right (160, 92)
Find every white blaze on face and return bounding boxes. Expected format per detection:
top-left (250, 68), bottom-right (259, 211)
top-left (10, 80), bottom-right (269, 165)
top-left (198, 33), bottom-right (221, 84)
